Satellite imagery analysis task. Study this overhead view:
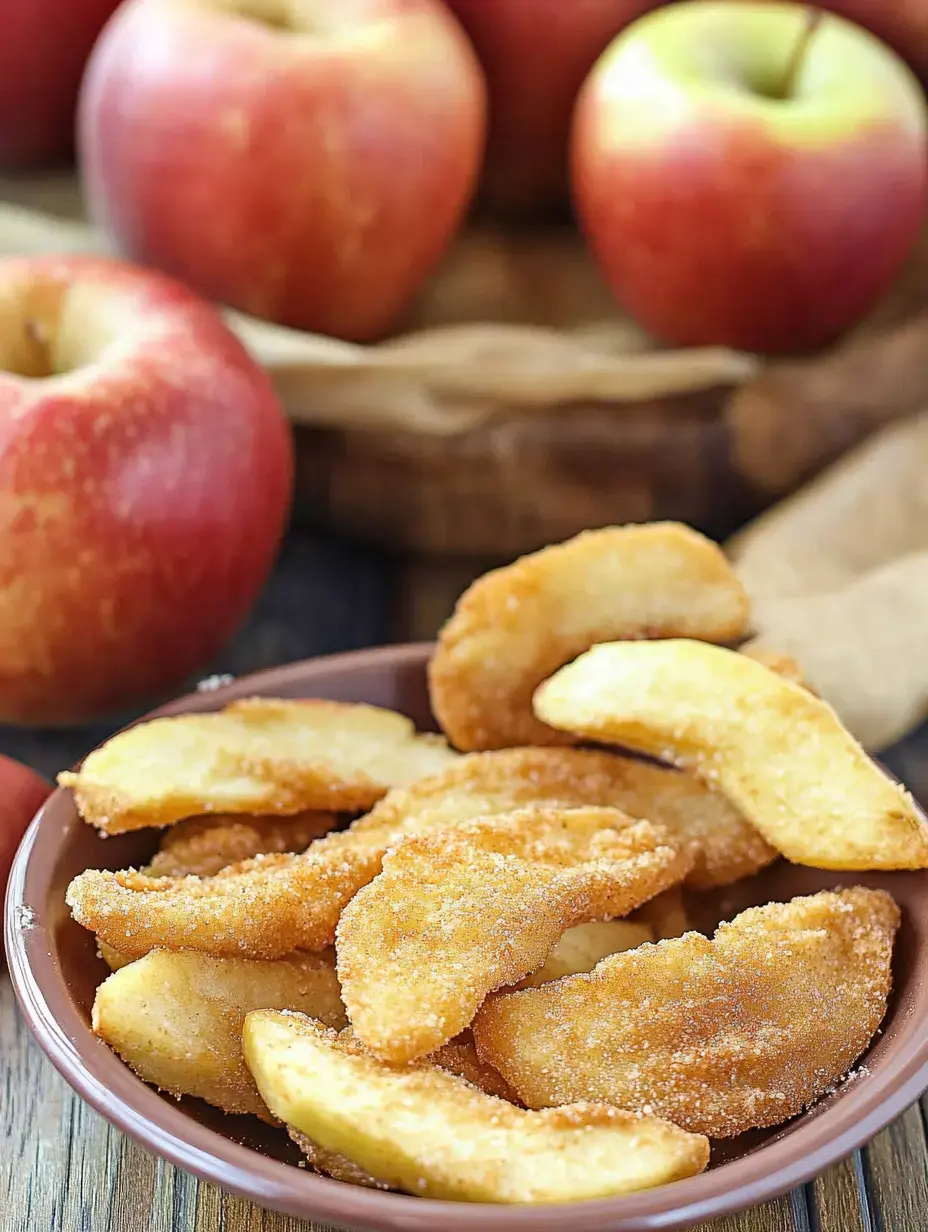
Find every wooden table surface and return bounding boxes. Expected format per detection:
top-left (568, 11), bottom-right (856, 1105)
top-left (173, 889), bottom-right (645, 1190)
top-left (4, 530), bottom-right (928, 1232)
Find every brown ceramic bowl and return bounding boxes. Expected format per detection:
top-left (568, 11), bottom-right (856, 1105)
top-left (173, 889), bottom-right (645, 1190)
top-left (7, 644), bottom-right (928, 1232)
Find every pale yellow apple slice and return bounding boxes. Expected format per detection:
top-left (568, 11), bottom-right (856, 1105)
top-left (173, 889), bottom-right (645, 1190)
top-left (534, 639), bottom-right (928, 870)
top-left (242, 1011), bottom-right (710, 1203)
top-left (92, 949), bottom-right (345, 1119)
top-left (59, 698), bottom-right (457, 833)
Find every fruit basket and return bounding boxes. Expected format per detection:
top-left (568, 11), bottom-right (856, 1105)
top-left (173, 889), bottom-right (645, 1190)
top-left (289, 221), bottom-right (928, 559)
top-left (4, 175), bottom-right (928, 561)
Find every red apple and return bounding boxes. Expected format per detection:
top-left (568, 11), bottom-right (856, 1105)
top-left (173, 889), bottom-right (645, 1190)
top-left (0, 0), bottom-right (120, 169)
top-left (0, 756), bottom-right (50, 906)
top-left (78, 0), bottom-right (486, 341)
top-left (572, 2), bottom-right (928, 354)
top-left (446, 0), bottom-right (655, 216)
top-left (0, 255), bottom-right (293, 724)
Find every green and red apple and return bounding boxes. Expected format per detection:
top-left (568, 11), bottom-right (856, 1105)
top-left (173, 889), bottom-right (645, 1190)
top-left (0, 255), bottom-right (293, 725)
top-left (572, 1), bottom-right (928, 354)
top-left (78, 0), bottom-right (486, 341)
top-left (445, 0), bottom-right (655, 216)
top-left (0, 0), bottom-right (120, 168)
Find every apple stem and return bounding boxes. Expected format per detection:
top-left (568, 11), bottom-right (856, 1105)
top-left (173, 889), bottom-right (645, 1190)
top-left (22, 318), bottom-right (53, 378)
top-left (778, 8), bottom-right (824, 99)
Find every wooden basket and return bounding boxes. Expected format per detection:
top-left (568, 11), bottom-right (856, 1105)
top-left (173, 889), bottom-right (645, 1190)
top-left (291, 224), bottom-right (928, 559)
top-left (4, 174), bottom-right (928, 561)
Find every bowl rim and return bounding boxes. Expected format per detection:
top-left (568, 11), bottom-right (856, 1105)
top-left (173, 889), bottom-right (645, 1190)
top-left (7, 641), bottom-right (928, 1232)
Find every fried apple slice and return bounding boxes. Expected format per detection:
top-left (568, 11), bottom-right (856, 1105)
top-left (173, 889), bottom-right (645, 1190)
top-left (474, 887), bottom-right (898, 1138)
top-left (535, 640), bottom-right (928, 870)
top-left (59, 698), bottom-right (457, 834)
top-left (243, 1011), bottom-right (710, 1202)
top-left (68, 825), bottom-right (389, 961)
top-left (515, 920), bottom-right (653, 988)
top-left (288, 1027), bottom-right (519, 1189)
top-left (336, 806), bottom-right (691, 1062)
top-left (428, 523), bottom-right (749, 751)
top-left (359, 746), bottom-right (775, 890)
top-left (72, 745), bottom-right (740, 963)
top-left (92, 949), bottom-right (346, 1119)
top-left (91, 811), bottom-right (341, 967)
top-left (147, 811), bottom-right (338, 877)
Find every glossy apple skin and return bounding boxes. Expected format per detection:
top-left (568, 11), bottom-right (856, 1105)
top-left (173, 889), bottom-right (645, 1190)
top-left (0, 256), bottom-right (293, 725)
top-left (0, 0), bottom-right (120, 168)
top-left (573, 5), bottom-right (928, 354)
top-left (79, 0), bottom-right (486, 341)
top-left (0, 757), bottom-right (50, 908)
top-left (446, 0), bottom-right (655, 216)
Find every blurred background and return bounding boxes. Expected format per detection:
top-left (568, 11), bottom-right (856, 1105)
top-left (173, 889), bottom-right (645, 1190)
top-left (1, 0), bottom-right (928, 795)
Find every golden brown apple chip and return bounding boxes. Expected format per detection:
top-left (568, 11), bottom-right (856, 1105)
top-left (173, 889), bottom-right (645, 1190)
top-left (473, 887), bottom-right (898, 1137)
top-left (428, 522), bottom-right (749, 751)
top-left (68, 825), bottom-right (388, 961)
top-left (359, 745), bottom-right (775, 890)
top-left (336, 805), bottom-right (691, 1062)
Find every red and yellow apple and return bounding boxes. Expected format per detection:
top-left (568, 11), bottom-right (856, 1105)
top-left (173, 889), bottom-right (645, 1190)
top-left (572, 2), bottom-right (928, 354)
top-left (445, 0), bottom-right (655, 216)
top-left (0, 255), bottom-right (293, 725)
top-left (79, 0), bottom-right (486, 341)
top-left (0, 0), bottom-right (120, 169)
top-left (0, 756), bottom-right (50, 904)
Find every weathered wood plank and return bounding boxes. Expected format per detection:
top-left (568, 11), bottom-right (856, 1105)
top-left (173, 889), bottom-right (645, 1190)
top-left (693, 1194), bottom-right (797, 1232)
top-left (863, 1104), bottom-right (928, 1232)
top-left (810, 1154), bottom-right (871, 1232)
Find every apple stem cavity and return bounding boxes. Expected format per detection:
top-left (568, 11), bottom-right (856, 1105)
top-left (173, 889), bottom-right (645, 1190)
top-left (777, 8), bottom-right (824, 100)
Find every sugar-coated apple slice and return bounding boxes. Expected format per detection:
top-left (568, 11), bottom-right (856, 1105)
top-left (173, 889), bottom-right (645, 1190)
top-left (535, 639), bottom-right (928, 870)
top-left (243, 1011), bottom-right (709, 1203)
